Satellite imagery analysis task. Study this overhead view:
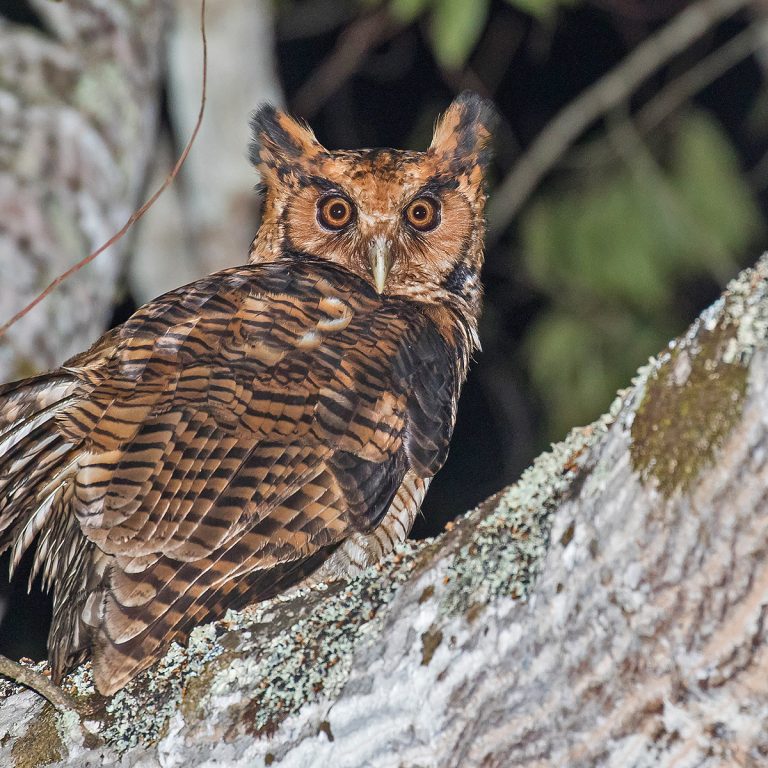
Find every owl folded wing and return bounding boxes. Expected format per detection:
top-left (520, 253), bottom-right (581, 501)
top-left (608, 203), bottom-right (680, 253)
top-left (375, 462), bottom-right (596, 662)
top-left (50, 257), bottom-right (459, 692)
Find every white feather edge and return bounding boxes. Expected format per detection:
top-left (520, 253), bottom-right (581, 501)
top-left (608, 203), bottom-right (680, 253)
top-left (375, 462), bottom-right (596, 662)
top-left (0, 392), bottom-right (77, 457)
top-left (10, 455), bottom-right (80, 577)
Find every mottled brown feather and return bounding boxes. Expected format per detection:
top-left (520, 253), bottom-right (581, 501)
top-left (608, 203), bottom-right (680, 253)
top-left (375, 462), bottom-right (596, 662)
top-left (0, 92), bottom-right (494, 695)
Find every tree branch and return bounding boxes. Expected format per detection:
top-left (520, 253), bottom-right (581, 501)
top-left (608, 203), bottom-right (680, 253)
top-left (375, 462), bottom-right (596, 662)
top-left (0, 656), bottom-right (77, 715)
top-left (0, 0), bottom-right (209, 342)
top-left (567, 20), bottom-right (768, 172)
top-left (291, 9), bottom-right (400, 117)
top-left (0, 0), bottom-right (172, 381)
top-left (2, 251), bottom-right (767, 765)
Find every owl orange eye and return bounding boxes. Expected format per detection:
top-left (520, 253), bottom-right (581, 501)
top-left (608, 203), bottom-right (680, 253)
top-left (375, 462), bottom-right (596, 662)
top-left (404, 197), bottom-right (440, 232)
top-left (317, 195), bottom-right (354, 230)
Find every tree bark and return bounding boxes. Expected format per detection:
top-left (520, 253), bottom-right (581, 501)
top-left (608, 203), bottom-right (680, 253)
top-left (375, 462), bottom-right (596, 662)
top-left (128, 0), bottom-right (282, 305)
top-left (0, 0), bottom-right (171, 381)
top-left (1, 251), bottom-right (766, 765)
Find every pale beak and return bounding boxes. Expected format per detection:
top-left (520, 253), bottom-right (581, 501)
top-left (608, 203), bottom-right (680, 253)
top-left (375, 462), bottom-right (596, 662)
top-left (368, 237), bottom-right (392, 294)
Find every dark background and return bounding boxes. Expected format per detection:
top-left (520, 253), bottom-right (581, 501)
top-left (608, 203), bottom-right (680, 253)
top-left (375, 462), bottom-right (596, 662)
top-left (2, 0), bottom-right (767, 660)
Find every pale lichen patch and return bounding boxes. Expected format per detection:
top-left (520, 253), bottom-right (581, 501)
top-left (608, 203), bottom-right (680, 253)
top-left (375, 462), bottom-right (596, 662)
top-left (198, 552), bottom-right (421, 737)
top-left (720, 255), bottom-right (768, 366)
top-left (438, 412), bottom-right (615, 617)
top-left (97, 622), bottom-right (224, 753)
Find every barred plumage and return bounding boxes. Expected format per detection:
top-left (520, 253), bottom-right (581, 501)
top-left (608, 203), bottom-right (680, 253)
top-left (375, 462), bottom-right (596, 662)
top-left (0, 92), bottom-right (495, 695)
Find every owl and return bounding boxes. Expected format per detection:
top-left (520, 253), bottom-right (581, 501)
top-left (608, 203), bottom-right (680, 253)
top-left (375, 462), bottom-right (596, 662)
top-left (0, 92), bottom-right (495, 695)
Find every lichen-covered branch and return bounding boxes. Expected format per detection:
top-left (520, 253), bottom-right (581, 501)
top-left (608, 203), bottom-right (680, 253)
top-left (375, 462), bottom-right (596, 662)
top-left (0, 0), bottom-right (171, 381)
top-left (2, 256), bottom-right (767, 766)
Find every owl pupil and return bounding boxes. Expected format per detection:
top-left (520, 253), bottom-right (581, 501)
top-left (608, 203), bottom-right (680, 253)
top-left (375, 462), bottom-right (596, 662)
top-left (330, 203), bottom-right (346, 220)
top-left (413, 205), bottom-right (427, 219)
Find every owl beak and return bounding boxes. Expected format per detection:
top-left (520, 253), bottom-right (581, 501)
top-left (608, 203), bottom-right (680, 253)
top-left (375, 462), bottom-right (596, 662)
top-left (368, 237), bottom-right (392, 294)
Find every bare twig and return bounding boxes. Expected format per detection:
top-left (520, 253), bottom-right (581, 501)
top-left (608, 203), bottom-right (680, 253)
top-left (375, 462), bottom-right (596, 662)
top-left (292, 9), bottom-right (400, 118)
top-left (486, 0), bottom-right (753, 244)
top-left (277, 0), bottom-right (355, 41)
top-left (566, 21), bottom-right (768, 171)
top-left (0, 0), bottom-right (209, 341)
top-left (0, 654), bottom-right (78, 714)
top-left (637, 21), bottom-right (768, 131)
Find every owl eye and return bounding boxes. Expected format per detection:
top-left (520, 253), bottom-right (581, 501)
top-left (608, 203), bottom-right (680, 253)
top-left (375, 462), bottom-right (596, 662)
top-left (404, 197), bottom-right (440, 232)
top-left (317, 195), bottom-right (354, 230)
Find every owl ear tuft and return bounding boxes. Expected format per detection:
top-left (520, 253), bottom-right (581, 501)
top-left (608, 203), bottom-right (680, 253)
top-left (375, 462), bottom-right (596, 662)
top-left (249, 105), bottom-right (324, 175)
top-left (430, 91), bottom-right (497, 171)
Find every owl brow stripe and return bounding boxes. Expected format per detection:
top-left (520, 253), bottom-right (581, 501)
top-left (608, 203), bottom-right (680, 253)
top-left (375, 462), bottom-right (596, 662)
top-left (414, 177), bottom-right (460, 198)
top-left (303, 175), bottom-right (349, 194)
top-left (275, 163), bottom-right (307, 183)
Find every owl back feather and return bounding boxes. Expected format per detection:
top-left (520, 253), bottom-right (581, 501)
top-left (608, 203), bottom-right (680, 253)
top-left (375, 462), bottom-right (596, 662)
top-left (0, 372), bottom-right (81, 563)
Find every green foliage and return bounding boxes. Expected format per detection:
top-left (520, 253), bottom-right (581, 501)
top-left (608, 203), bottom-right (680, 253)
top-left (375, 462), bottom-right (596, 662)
top-left (387, 0), bottom-right (573, 69)
top-left (388, 0), bottom-right (431, 23)
top-left (503, 0), bottom-right (574, 20)
top-left (520, 110), bottom-right (763, 440)
top-left (669, 111), bottom-right (761, 276)
top-left (388, 0), bottom-right (491, 69)
top-left (429, 0), bottom-right (490, 70)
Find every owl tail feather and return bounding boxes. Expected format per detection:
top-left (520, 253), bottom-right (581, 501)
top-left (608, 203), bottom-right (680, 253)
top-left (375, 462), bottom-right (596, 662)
top-left (0, 373), bottom-right (82, 578)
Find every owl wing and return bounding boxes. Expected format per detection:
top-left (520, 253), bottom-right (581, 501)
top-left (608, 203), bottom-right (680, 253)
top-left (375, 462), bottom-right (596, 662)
top-left (53, 258), bottom-right (459, 693)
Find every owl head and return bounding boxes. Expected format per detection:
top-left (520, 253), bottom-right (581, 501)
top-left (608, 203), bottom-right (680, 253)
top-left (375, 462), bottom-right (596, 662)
top-left (248, 92), bottom-right (496, 313)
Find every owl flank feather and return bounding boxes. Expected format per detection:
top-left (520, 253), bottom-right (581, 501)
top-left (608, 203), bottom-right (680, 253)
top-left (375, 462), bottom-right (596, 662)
top-left (0, 92), bottom-right (495, 696)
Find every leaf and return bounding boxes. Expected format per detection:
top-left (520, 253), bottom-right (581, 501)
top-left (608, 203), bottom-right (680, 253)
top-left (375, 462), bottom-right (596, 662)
top-left (521, 171), bottom-right (673, 312)
top-left (429, 0), bottom-right (490, 70)
top-left (525, 309), bottom-right (662, 440)
top-left (668, 110), bottom-right (763, 276)
top-left (504, 0), bottom-right (573, 19)
top-left (389, 0), bottom-right (433, 23)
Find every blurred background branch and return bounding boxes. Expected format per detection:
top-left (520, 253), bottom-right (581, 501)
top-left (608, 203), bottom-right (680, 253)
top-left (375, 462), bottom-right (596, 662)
top-left (486, 0), bottom-right (755, 240)
top-left (292, 7), bottom-right (401, 116)
top-left (0, 0), bottom-right (171, 379)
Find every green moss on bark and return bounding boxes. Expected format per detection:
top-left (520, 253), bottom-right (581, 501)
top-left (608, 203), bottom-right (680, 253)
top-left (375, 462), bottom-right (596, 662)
top-left (10, 706), bottom-right (62, 768)
top-left (630, 320), bottom-right (748, 497)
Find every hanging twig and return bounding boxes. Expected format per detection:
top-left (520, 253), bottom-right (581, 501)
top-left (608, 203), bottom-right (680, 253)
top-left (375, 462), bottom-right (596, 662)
top-left (485, 0), bottom-right (753, 245)
top-left (0, 654), bottom-right (78, 714)
top-left (0, 0), bottom-right (209, 341)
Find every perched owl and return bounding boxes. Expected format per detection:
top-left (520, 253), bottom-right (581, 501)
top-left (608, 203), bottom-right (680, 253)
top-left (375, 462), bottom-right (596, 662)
top-left (0, 92), bottom-right (495, 695)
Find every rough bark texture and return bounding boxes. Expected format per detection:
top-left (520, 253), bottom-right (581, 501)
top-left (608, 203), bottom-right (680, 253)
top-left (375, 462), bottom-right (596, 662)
top-left (128, 0), bottom-right (281, 304)
top-left (0, 0), bottom-right (170, 381)
top-left (1, 255), bottom-right (767, 767)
